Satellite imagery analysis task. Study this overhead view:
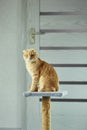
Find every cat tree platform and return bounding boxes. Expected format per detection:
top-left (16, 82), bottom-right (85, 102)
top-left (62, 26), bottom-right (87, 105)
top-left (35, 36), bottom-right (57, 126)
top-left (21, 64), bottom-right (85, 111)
top-left (23, 91), bottom-right (67, 130)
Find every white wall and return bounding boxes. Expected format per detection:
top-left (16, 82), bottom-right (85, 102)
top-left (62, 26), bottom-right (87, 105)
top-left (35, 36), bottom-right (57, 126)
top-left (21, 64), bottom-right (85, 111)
top-left (0, 0), bottom-right (27, 129)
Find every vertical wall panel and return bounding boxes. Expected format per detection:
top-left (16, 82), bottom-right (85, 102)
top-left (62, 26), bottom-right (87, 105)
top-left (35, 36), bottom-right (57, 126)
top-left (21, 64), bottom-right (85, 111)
top-left (0, 0), bottom-right (27, 129)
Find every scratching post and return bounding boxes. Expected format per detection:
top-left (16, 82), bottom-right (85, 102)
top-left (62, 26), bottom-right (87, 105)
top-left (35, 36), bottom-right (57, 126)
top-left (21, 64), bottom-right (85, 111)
top-left (23, 91), bottom-right (67, 130)
top-left (42, 97), bottom-right (51, 130)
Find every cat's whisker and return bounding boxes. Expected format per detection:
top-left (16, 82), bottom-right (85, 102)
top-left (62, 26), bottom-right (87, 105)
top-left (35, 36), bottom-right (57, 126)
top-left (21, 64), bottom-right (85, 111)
top-left (26, 58), bottom-right (36, 63)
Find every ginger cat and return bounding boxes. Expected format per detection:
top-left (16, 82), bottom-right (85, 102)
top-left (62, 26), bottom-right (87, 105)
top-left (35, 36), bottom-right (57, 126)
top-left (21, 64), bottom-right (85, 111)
top-left (23, 49), bottom-right (59, 92)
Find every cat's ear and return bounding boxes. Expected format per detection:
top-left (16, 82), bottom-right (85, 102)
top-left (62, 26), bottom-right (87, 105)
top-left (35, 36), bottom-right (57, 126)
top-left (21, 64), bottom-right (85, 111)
top-left (23, 50), bottom-right (26, 54)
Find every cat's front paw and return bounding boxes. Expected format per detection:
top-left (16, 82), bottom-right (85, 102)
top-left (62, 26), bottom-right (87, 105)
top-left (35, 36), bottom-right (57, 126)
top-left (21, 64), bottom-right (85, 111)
top-left (38, 88), bottom-right (45, 92)
top-left (29, 86), bottom-right (38, 92)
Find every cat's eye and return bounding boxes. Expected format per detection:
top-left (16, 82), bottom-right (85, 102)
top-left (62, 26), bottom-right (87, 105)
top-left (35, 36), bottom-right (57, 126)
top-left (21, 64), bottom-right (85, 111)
top-left (31, 54), bottom-right (34, 57)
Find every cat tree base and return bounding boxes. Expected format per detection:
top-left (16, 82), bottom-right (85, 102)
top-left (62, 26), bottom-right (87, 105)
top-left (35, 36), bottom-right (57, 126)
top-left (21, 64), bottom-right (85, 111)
top-left (23, 91), bottom-right (67, 130)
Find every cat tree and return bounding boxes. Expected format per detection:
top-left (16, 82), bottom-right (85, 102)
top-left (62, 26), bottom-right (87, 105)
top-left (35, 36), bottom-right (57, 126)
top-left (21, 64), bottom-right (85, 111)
top-left (23, 91), bottom-right (67, 130)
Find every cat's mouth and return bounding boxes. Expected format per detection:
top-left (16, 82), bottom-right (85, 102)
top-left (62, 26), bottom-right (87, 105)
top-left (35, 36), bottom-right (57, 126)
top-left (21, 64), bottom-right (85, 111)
top-left (28, 58), bottom-right (36, 63)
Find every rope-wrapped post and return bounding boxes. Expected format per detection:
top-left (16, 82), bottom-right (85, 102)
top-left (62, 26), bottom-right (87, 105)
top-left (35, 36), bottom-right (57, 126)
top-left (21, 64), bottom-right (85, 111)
top-left (42, 97), bottom-right (51, 130)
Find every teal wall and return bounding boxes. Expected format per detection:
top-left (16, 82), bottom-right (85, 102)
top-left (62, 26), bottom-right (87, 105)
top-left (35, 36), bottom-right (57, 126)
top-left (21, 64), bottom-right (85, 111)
top-left (0, 129), bottom-right (21, 130)
top-left (0, 0), bottom-right (27, 129)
